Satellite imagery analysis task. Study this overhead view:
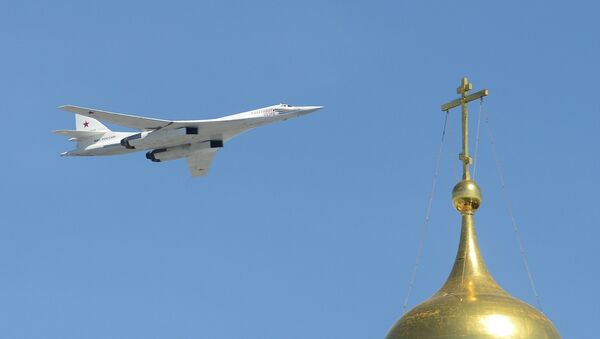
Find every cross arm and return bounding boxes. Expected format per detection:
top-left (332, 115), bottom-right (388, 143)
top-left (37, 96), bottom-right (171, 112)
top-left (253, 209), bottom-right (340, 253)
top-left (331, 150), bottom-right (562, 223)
top-left (440, 89), bottom-right (489, 111)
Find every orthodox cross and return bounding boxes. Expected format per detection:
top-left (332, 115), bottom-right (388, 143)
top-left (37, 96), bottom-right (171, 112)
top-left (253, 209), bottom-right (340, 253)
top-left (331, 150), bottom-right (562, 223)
top-left (441, 77), bottom-right (488, 180)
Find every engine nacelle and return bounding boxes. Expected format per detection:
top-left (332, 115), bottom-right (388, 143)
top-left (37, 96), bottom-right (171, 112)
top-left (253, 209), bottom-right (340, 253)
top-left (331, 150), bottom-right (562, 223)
top-left (146, 148), bottom-right (168, 162)
top-left (120, 132), bottom-right (148, 149)
top-left (146, 140), bottom-right (223, 162)
top-left (121, 127), bottom-right (199, 150)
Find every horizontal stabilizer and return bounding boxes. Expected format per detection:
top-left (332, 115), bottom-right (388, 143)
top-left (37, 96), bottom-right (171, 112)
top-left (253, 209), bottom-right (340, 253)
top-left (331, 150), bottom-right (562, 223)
top-left (52, 129), bottom-right (107, 140)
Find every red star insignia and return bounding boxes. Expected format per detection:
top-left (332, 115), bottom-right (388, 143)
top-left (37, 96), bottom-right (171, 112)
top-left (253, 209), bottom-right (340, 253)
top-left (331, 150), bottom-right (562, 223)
top-left (83, 121), bottom-right (90, 128)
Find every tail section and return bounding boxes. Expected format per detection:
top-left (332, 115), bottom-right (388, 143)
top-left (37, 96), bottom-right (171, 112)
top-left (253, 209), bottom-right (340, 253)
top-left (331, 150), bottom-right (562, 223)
top-left (53, 113), bottom-right (113, 156)
top-left (75, 114), bottom-right (110, 132)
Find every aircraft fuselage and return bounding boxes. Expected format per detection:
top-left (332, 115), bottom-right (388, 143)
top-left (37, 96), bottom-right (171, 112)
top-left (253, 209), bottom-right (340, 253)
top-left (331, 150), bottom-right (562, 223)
top-left (58, 104), bottom-right (322, 169)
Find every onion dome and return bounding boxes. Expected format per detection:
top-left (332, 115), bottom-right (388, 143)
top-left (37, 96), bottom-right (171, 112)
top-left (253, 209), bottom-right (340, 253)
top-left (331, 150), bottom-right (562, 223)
top-left (386, 78), bottom-right (560, 338)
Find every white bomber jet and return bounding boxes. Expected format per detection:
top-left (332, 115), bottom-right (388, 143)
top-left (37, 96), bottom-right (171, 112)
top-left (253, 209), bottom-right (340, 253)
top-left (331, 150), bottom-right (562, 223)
top-left (53, 104), bottom-right (322, 177)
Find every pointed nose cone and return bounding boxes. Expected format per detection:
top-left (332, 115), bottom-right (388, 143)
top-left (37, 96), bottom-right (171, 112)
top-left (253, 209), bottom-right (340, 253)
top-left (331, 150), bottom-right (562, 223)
top-left (300, 106), bottom-right (323, 114)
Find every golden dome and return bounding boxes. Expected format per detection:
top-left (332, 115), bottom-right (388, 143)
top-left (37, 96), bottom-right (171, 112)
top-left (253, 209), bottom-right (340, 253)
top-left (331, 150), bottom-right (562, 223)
top-left (386, 212), bottom-right (560, 338)
top-left (387, 78), bottom-right (560, 338)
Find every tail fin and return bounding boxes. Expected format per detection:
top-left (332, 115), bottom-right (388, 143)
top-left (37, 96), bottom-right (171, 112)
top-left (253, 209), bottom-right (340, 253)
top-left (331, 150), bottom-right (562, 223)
top-left (76, 114), bottom-right (110, 132)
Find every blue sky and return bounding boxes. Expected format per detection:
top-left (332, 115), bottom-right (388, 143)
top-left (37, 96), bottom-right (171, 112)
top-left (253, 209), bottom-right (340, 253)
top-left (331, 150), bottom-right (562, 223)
top-left (1, 1), bottom-right (598, 338)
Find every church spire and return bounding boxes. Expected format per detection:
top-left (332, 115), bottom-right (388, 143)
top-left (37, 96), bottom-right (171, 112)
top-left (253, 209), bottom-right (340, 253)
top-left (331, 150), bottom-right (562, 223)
top-left (442, 76), bottom-right (487, 214)
top-left (385, 77), bottom-right (560, 338)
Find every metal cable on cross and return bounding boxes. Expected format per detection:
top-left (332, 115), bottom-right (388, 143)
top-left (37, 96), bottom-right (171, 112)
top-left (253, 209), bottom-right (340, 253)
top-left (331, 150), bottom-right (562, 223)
top-left (472, 99), bottom-right (484, 179)
top-left (402, 110), bottom-right (450, 313)
top-left (483, 107), bottom-right (544, 311)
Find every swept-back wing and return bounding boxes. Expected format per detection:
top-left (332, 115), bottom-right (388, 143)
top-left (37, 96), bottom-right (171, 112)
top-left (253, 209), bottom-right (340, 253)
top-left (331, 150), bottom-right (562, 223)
top-left (60, 105), bottom-right (172, 131)
top-left (60, 105), bottom-right (284, 140)
top-left (187, 150), bottom-right (217, 177)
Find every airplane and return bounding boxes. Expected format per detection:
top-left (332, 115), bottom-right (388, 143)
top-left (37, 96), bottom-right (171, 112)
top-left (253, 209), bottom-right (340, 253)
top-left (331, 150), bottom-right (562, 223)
top-left (53, 103), bottom-right (322, 177)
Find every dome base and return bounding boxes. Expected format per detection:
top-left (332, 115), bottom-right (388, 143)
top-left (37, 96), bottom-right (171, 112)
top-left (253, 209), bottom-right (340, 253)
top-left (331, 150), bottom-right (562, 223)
top-left (387, 291), bottom-right (560, 338)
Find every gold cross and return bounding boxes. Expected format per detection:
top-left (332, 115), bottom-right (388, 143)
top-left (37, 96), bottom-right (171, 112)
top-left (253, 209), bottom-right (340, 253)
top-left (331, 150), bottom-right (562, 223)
top-left (441, 77), bottom-right (489, 180)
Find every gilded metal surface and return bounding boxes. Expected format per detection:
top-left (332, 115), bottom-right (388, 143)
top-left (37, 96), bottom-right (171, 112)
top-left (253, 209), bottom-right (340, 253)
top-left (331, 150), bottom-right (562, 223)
top-left (440, 89), bottom-right (489, 112)
top-left (386, 78), bottom-right (560, 338)
top-left (386, 215), bottom-right (561, 338)
top-left (452, 180), bottom-right (482, 214)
